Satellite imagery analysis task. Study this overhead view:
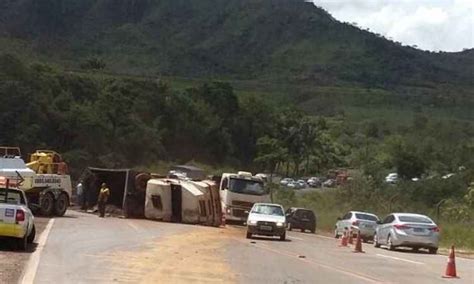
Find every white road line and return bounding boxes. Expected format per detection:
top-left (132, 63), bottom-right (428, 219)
top-left (20, 218), bottom-right (55, 284)
top-left (376, 254), bottom-right (425, 265)
top-left (288, 235), bottom-right (304, 241)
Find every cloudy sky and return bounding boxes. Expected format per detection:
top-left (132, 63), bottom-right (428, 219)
top-left (312, 0), bottom-right (474, 52)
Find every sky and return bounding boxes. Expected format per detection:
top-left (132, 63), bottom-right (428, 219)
top-left (312, 0), bottom-right (474, 52)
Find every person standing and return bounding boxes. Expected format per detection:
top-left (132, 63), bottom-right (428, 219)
top-left (76, 180), bottom-right (83, 209)
top-left (97, 183), bottom-right (110, 218)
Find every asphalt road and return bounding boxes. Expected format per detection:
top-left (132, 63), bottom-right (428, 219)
top-left (12, 211), bottom-right (474, 283)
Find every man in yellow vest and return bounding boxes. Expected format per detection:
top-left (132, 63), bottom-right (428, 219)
top-left (98, 183), bottom-right (110, 218)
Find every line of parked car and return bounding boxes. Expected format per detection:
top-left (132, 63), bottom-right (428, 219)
top-left (245, 203), bottom-right (440, 254)
top-left (280, 177), bottom-right (336, 189)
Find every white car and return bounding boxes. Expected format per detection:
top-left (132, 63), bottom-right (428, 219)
top-left (0, 185), bottom-right (36, 250)
top-left (280, 178), bottom-right (294, 186)
top-left (246, 203), bottom-right (287, 241)
top-left (335, 211), bottom-right (379, 242)
top-left (385, 173), bottom-right (398, 184)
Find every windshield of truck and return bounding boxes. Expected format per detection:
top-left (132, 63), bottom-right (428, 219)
top-left (228, 178), bottom-right (267, 196)
top-left (0, 188), bottom-right (25, 205)
top-left (251, 204), bottom-right (284, 216)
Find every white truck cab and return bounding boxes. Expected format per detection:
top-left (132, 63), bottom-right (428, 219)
top-left (0, 179), bottom-right (36, 250)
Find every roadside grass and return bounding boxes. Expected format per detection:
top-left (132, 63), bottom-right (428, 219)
top-left (273, 186), bottom-right (474, 251)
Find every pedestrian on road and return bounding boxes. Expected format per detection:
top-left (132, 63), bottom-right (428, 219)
top-left (98, 182), bottom-right (110, 218)
top-left (76, 180), bottom-right (83, 210)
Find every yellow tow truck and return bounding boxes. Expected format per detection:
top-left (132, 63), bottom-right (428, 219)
top-left (0, 147), bottom-right (72, 216)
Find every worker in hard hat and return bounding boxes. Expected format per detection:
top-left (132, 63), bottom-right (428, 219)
top-left (97, 183), bottom-right (110, 218)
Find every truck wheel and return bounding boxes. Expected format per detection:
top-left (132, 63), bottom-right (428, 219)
top-left (27, 225), bottom-right (36, 243)
top-left (280, 232), bottom-right (286, 241)
top-left (17, 234), bottom-right (28, 251)
top-left (41, 193), bottom-right (55, 216)
top-left (54, 193), bottom-right (69, 216)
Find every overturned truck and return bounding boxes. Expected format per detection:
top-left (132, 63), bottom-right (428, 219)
top-left (82, 167), bottom-right (151, 218)
top-left (144, 178), bottom-right (222, 227)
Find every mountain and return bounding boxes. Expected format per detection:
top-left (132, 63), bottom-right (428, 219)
top-left (0, 0), bottom-right (472, 90)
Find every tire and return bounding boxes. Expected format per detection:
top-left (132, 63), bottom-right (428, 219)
top-left (27, 225), bottom-right (36, 244)
top-left (280, 232), bottom-right (286, 241)
top-left (429, 248), bottom-right (438, 254)
top-left (311, 228), bottom-right (316, 234)
top-left (334, 228), bottom-right (340, 239)
top-left (17, 234), bottom-right (28, 251)
top-left (288, 223), bottom-right (292, 231)
top-left (301, 228), bottom-right (305, 233)
top-left (54, 192), bottom-right (69, 216)
top-left (374, 234), bottom-right (381, 248)
top-left (40, 193), bottom-right (55, 216)
top-left (246, 232), bottom-right (252, 239)
top-left (412, 247), bottom-right (420, 253)
top-left (387, 235), bottom-right (395, 251)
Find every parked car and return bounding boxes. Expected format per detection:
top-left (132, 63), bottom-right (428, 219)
top-left (246, 203), bottom-right (287, 241)
top-left (280, 178), bottom-right (294, 186)
top-left (307, 177), bottom-right (321, 187)
top-left (296, 180), bottom-right (306, 189)
top-left (322, 179), bottom-right (336, 187)
top-left (287, 181), bottom-right (297, 189)
top-left (385, 173), bottom-right (398, 184)
top-left (374, 213), bottom-right (439, 254)
top-left (255, 173), bottom-right (268, 183)
top-left (334, 211), bottom-right (379, 242)
top-left (0, 186), bottom-right (36, 250)
top-left (286, 208), bottom-right (316, 233)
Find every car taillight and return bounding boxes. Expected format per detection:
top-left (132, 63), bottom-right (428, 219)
top-left (16, 209), bottom-right (25, 222)
top-left (394, 224), bottom-right (410, 230)
top-left (352, 221), bottom-right (359, 226)
top-left (430, 227), bottom-right (440, 232)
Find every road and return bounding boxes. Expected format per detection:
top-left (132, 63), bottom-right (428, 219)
top-left (8, 210), bottom-right (474, 283)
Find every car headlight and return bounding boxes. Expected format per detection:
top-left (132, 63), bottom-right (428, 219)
top-left (276, 222), bottom-right (284, 227)
top-left (248, 220), bottom-right (257, 225)
top-left (226, 208), bottom-right (231, 214)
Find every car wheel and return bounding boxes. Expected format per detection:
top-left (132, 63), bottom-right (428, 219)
top-left (17, 234), bottom-right (28, 251)
top-left (429, 248), bottom-right (438, 254)
top-left (301, 228), bottom-right (305, 233)
top-left (288, 223), bottom-right (292, 231)
top-left (412, 247), bottom-right (420, 253)
top-left (374, 234), bottom-right (381, 248)
top-left (246, 232), bottom-right (252, 239)
top-left (311, 228), bottom-right (316, 234)
top-left (334, 228), bottom-right (340, 239)
top-left (27, 224), bottom-right (36, 244)
top-left (387, 235), bottom-right (395, 251)
top-left (280, 232), bottom-right (286, 241)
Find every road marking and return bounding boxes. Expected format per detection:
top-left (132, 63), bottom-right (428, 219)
top-left (287, 235), bottom-right (304, 241)
top-left (20, 218), bottom-right (55, 284)
top-left (376, 254), bottom-right (425, 265)
top-left (233, 237), bottom-right (385, 283)
top-left (127, 221), bottom-right (140, 232)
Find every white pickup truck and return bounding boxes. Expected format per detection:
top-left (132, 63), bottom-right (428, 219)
top-left (0, 186), bottom-right (36, 250)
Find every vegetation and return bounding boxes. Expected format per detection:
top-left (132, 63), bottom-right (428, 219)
top-left (0, 0), bottom-right (472, 249)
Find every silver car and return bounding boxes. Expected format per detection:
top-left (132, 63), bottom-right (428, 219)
top-left (374, 213), bottom-right (439, 254)
top-left (334, 211), bottom-right (379, 242)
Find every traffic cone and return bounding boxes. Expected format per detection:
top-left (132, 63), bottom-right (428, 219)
top-left (348, 229), bottom-right (354, 245)
top-left (352, 231), bottom-right (365, 253)
top-left (339, 230), bottom-right (348, 247)
top-left (442, 245), bottom-right (459, 278)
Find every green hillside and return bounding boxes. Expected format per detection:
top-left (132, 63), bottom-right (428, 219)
top-left (0, 0), bottom-right (472, 89)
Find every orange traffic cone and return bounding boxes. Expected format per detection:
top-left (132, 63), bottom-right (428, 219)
top-left (352, 231), bottom-right (365, 253)
top-left (348, 229), bottom-right (354, 245)
top-left (339, 230), bottom-right (348, 247)
top-left (442, 245), bottom-right (459, 278)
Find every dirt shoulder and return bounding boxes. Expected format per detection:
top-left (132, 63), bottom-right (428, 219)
top-left (0, 217), bottom-right (49, 284)
top-left (103, 225), bottom-right (241, 283)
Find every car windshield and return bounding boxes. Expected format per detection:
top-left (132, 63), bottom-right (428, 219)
top-left (296, 210), bottom-right (315, 219)
top-left (0, 188), bottom-right (24, 205)
top-left (251, 205), bottom-right (284, 216)
top-left (355, 213), bottom-right (378, 221)
top-left (398, 215), bottom-right (432, 223)
top-left (229, 178), bottom-right (268, 196)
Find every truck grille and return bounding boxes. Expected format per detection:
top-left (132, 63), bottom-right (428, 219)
top-left (232, 208), bottom-right (248, 218)
top-left (232, 200), bottom-right (254, 208)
